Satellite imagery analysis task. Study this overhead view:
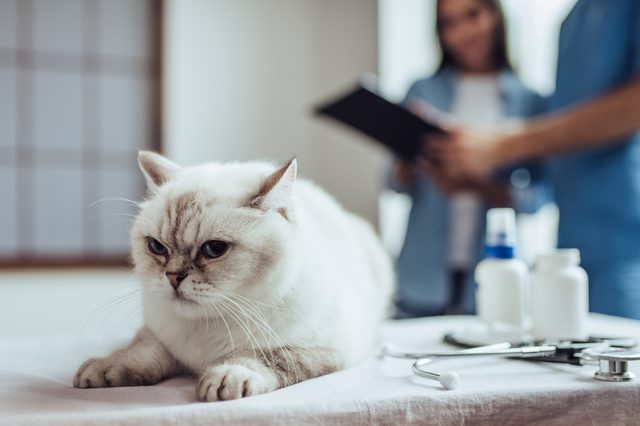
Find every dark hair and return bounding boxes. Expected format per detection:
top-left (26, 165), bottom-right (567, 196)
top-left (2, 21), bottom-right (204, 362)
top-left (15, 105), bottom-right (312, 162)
top-left (435, 0), bottom-right (511, 72)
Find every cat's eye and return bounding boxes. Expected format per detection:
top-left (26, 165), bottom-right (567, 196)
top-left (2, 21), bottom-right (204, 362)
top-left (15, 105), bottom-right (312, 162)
top-left (147, 237), bottom-right (168, 256)
top-left (200, 240), bottom-right (230, 259)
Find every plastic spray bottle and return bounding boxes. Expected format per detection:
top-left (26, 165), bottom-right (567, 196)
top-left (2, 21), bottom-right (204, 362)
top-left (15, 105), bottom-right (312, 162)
top-left (475, 208), bottom-right (529, 340)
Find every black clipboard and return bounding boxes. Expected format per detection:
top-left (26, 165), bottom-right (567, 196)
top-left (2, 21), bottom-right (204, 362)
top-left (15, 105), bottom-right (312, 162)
top-left (314, 79), bottom-right (447, 160)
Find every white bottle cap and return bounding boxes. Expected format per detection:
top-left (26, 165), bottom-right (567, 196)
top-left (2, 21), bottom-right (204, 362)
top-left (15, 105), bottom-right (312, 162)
top-left (536, 249), bottom-right (581, 270)
top-left (486, 208), bottom-right (517, 248)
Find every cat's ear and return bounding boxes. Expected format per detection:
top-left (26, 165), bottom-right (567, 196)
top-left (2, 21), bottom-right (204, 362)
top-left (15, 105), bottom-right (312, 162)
top-left (249, 158), bottom-right (297, 217)
top-left (138, 151), bottom-right (181, 190)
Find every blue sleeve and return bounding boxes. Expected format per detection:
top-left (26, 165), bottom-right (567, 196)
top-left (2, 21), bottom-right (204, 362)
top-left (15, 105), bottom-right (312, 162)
top-left (520, 86), bottom-right (549, 117)
top-left (634, 0), bottom-right (640, 72)
top-left (529, 92), bottom-right (549, 116)
top-left (400, 81), bottom-right (422, 108)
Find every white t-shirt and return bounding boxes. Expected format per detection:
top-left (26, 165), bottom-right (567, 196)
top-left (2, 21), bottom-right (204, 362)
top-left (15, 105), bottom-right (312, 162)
top-left (448, 74), bottom-right (504, 269)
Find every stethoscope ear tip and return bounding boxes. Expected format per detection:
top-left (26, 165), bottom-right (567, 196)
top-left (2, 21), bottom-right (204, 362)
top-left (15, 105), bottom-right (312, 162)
top-left (439, 372), bottom-right (460, 390)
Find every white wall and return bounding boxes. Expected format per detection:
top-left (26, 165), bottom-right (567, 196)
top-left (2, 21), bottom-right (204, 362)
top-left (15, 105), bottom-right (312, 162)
top-left (501, 0), bottom-right (578, 95)
top-left (164, 0), bottom-right (385, 224)
top-left (378, 0), bottom-right (438, 101)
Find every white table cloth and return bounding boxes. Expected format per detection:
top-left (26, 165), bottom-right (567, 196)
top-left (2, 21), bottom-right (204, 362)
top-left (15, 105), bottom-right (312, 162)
top-left (1, 314), bottom-right (639, 425)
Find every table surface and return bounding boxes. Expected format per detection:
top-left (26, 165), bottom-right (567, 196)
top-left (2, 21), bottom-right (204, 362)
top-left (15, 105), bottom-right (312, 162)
top-left (1, 314), bottom-right (639, 426)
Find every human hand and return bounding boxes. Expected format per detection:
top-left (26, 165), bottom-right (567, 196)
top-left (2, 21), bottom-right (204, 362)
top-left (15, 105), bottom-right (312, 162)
top-left (426, 129), bottom-right (506, 180)
top-left (393, 155), bottom-right (470, 195)
top-left (393, 159), bottom-right (417, 189)
top-left (414, 155), bottom-right (473, 196)
top-left (415, 154), bottom-right (511, 205)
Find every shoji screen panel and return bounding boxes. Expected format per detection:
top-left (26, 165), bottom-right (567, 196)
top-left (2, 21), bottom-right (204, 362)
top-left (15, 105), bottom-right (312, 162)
top-left (0, 0), bottom-right (161, 266)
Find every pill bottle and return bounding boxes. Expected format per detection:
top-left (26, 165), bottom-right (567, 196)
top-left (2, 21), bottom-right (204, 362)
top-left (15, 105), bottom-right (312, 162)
top-left (531, 249), bottom-right (589, 341)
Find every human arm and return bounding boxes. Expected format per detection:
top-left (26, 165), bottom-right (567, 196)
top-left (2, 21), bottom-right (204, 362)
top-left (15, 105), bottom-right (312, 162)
top-left (503, 75), bottom-right (640, 162)
top-left (434, 75), bottom-right (640, 178)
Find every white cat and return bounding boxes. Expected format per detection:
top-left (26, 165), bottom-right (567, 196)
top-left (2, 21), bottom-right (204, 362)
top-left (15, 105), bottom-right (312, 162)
top-left (74, 151), bottom-right (394, 401)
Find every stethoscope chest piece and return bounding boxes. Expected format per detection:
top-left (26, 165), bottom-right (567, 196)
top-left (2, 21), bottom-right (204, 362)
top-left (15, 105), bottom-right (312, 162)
top-left (594, 359), bottom-right (635, 382)
top-left (582, 348), bottom-right (640, 382)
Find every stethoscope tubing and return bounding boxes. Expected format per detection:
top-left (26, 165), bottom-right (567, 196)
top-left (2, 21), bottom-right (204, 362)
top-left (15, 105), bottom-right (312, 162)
top-left (382, 344), bottom-right (558, 360)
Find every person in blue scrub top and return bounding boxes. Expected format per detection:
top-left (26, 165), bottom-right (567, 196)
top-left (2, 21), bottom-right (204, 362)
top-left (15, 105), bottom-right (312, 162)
top-left (389, 0), bottom-right (550, 318)
top-left (431, 0), bottom-right (640, 319)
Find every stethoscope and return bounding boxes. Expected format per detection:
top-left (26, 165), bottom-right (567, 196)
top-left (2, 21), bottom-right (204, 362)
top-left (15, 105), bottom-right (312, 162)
top-left (380, 338), bottom-right (640, 390)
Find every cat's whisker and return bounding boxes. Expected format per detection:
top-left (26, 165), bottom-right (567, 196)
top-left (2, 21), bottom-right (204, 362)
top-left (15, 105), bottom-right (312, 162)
top-left (221, 298), bottom-right (274, 354)
top-left (205, 302), bottom-right (219, 328)
top-left (240, 312), bottom-right (300, 383)
top-left (78, 293), bottom-right (143, 337)
top-left (199, 301), bottom-right (214, 335)
top-left (194, 294), bottom-right (221, 333)
top-left (225, 293), bottom-right (271, 323)
top-left (211, 303), bottom-right (235, 349)
top-left (72, 286), bottom-right (144, 337)
top-left (225, 306), bottom-right (282, 376)
top-left (217, 296), bottom-right (273, 357)
top-left (104, 213), bottom-right (143, 219)
top-left (221, 293), bottom-right (283, 345)
top-left (217, 302), bottom-right (258, 359)
top-left (217, 293), bottom-right (295, 379)
top-left (100, 293), bottom-right (144, 334)
top-left (199, 304), bottom-right (208, 334)
top-left (217, 301), bottom-right (265, 365)
top-left (78, 285), bottom-right (142, 318)
top-left (118, 303), bottom-right (144, 331)
top-left (230, 292), bottom-right (276, 309)
top-left (218, 293), bottom-right (275, 347)
top-left (228, 308), bottom-right (278, 376)
top-left (100, 288), bottom-right (144, 331)
top-left (89, 197), bottom-right (143, 209)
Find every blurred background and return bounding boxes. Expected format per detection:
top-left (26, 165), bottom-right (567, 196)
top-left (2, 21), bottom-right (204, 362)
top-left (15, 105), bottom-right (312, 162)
top-left (0, 0), bottom-right (575, 337)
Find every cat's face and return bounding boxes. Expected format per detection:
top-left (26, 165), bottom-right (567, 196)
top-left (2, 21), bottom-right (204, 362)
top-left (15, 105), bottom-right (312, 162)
top-left (131, 152), bottom-right (297, 318)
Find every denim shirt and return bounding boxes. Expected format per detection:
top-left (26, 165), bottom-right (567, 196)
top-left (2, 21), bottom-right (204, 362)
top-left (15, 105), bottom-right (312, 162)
top-left (391, 67), bottom-right (550, 316)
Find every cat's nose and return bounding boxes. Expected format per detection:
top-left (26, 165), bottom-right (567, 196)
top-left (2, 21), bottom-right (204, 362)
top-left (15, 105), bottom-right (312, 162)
top-left (166, 272), bottom-right (187, 289)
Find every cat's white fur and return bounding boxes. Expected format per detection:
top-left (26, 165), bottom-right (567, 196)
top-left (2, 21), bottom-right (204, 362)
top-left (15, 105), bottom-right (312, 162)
top-left (74, 152), bottom-right (394, 401)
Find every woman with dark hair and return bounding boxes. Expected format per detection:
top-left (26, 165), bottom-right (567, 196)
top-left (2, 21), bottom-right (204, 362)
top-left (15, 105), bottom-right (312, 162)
top-left (390, 0), bottom-right (550, 317)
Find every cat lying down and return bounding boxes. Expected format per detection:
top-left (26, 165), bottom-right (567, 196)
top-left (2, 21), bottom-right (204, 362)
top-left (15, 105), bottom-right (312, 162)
top-left (74, 152), bottom-right (395, 401)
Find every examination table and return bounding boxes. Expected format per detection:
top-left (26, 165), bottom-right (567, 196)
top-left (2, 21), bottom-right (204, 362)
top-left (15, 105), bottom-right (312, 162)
top-left (1, 314), bottom-right (638, 425)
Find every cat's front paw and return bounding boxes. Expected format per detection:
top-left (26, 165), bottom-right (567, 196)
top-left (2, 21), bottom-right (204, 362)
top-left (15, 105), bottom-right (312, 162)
top-left (197, 364), bottom-right (275, 401)
top-left (73, 357), bottom-right (161, 388)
